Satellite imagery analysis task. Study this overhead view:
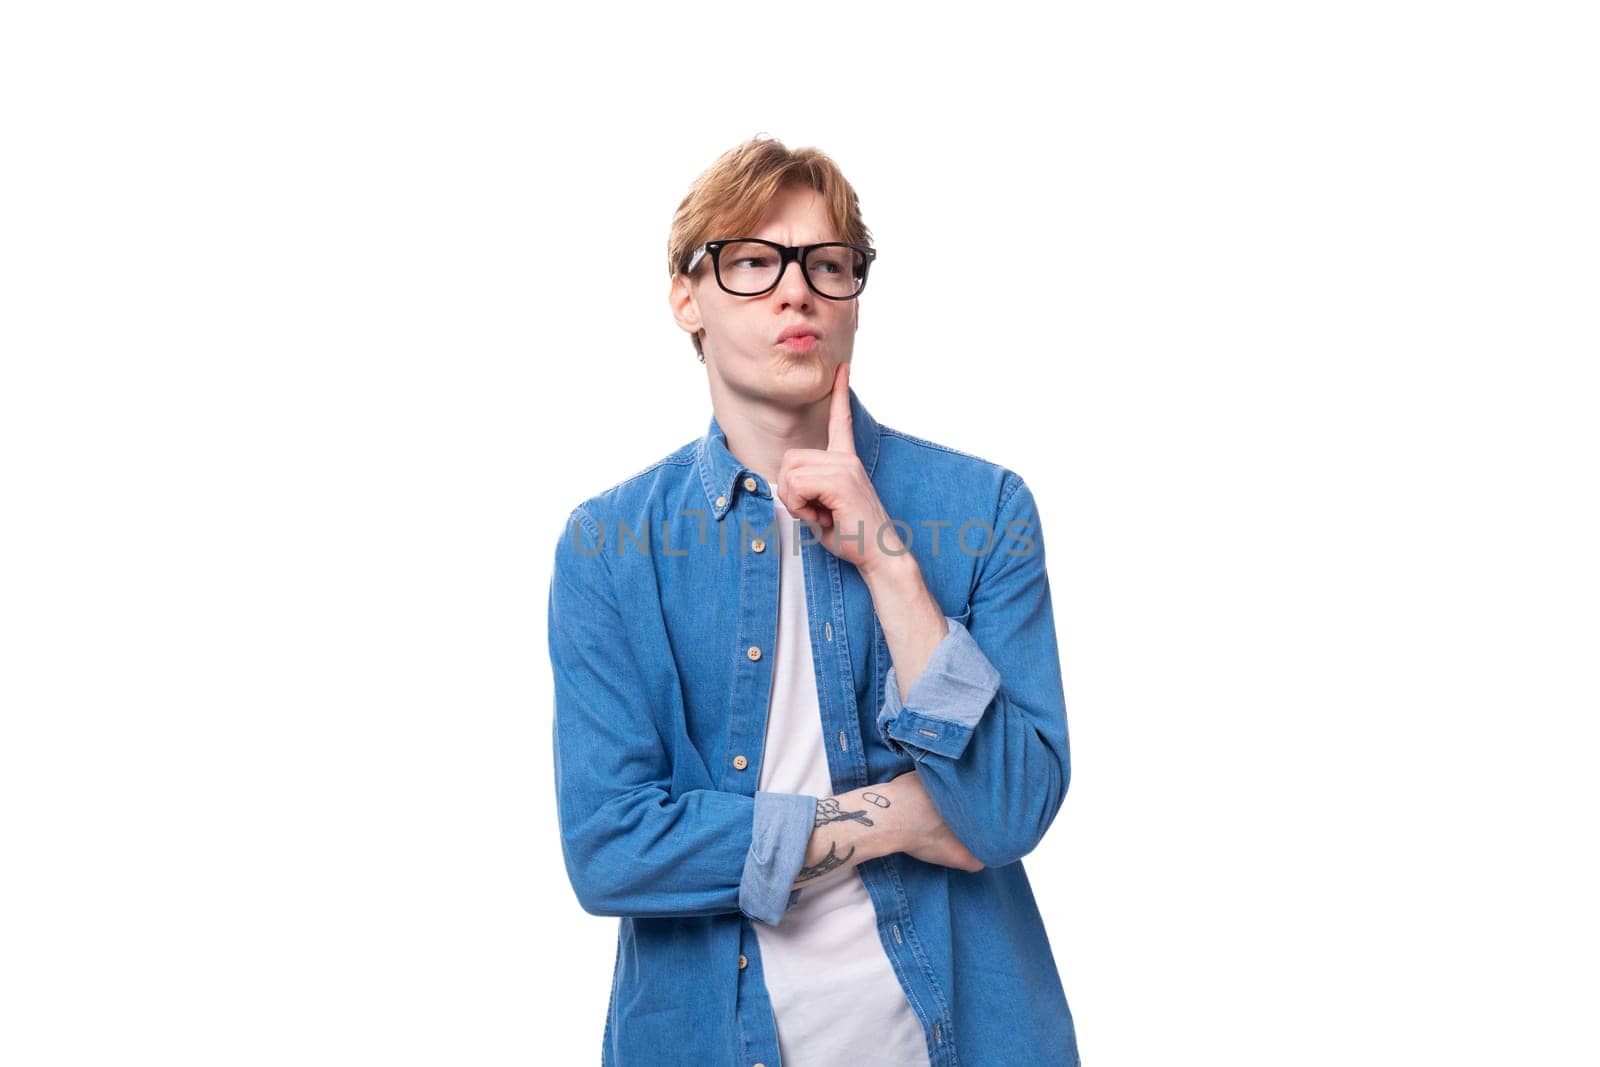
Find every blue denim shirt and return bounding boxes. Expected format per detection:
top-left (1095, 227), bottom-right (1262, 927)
top-left (548, 386), bottom-right (1079, 1066)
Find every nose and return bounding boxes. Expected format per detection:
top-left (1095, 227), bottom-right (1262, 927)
top-left (772, 256), bottom-right (812, 310)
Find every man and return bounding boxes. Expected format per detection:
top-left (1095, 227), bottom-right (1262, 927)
top-left (548, 136), bottom-right (1079, 1066)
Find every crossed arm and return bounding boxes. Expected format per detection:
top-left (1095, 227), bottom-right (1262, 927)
top-left (549, 475), bottom-right (1069, 925)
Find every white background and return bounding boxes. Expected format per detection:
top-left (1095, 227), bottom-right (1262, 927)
top-left (3, 2), bottom-right (1596, 1064)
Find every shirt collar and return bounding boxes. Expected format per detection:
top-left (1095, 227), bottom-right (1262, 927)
top-left (695, 385), bottom-right (882, 522)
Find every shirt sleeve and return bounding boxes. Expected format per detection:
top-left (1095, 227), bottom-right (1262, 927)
top-left (550, 504), bottom-right (815, 925)
top-left (872, 475), bottom-right (1073, 869)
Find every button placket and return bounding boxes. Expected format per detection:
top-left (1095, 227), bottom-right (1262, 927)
top-left (807, 545), bottom-right (869, 793)
top-left (720, 493), bottom-right (778, 800)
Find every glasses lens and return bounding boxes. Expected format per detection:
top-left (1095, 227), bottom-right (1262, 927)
top-left (805, 244), bottom-right (867, 298)
top-left (717, 241), bottom-right (783, 295)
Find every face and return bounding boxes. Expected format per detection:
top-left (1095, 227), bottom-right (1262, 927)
top-left (671, 184), bottom-right (860, 404)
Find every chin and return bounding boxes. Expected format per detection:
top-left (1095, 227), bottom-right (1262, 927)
top-left (757, 361), bottom-right (828, 393)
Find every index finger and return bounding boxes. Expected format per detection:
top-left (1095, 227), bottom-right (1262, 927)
top-left (827, 360), bottom-right (855, 454)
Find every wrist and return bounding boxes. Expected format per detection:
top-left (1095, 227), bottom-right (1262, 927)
top-left (858, 779), bottom-right (906, 858)
top-left (859, 544), bottom-right (920, 591)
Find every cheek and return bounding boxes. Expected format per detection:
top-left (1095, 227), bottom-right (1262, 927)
top-left (701, 303), bottom-right (749, 347)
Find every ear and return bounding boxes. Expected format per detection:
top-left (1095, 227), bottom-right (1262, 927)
top-left (669, 273), bottom-right (704, 339)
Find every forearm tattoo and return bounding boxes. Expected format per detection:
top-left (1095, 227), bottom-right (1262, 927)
top-left (796, 840), bottom-right (856, 883)
top-left (796, 790), bottom-right (893, 886)
top-left (815, 797), bottom-right (876, 828)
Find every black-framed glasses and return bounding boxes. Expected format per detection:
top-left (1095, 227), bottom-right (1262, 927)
top-left (685, 238), bottom-right (876, 300)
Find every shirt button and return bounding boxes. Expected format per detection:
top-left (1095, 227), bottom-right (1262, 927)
top-left (751, 537), bottom-right (766, 553)
top-left (738, 954), bottom-right (748, 969)
top-left (743, 476), bottom-right (758, 492)
top-left (747, 645), bottom-right (761, 661)
top-left (732, 754), bottom-right (748, 770)
top-left (715, 495), bottom-right (726, 508)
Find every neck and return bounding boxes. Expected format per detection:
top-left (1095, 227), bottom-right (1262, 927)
top-left (707, 371), bottom-right (836, 488)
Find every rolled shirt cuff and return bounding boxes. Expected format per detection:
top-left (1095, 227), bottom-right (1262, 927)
top-left (740, 790), bottom-right (817, 925)
top-left (877, 614), bottom-right (1002, 761)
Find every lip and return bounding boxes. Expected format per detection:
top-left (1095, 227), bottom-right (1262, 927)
top-left (776, 325), bottom-right (820, 344)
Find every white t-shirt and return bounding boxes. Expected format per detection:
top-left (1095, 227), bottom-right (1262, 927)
top-left (752, 497), bottom-right (932, 1067)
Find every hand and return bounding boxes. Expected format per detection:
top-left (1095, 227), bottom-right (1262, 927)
top-left (775, 361), bottom-right (907, 577)
top-left (884, 770), bottom-right (985, 873)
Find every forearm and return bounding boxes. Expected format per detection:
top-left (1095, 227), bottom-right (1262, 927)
top-left (789, 780), bottom-right (904, 891)
top-left (860, 551), bottom-right (949, 701)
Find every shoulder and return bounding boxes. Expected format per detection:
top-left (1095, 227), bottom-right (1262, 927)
top-left (874, 421), bottom-right (1028, 510)
top-left (562, 436), bottom-right (700, 532)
